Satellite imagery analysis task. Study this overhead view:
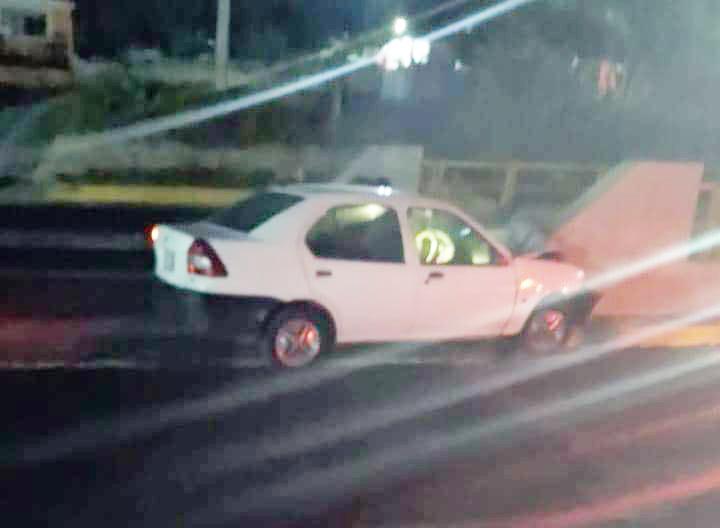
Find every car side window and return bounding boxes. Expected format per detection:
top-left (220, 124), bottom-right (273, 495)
top-left (306, 204), bottom-right (405, 263)
top-left (407, 207), bottom-right (498, 266)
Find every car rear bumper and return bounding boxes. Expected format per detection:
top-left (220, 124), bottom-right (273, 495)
top-left (151, 280), bottom-right (279, 340)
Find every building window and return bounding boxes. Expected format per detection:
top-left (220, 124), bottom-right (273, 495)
top-left (24, 15), bottom-right (46, 37)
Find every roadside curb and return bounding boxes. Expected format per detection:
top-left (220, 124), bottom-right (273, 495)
top-left (45, 184), bottom-right (252, 206)
top-left (0, 229), bottom-right (145, 250)
top-left (638, 324), bottom-right (720, 348)
top-left (599, 318), bottom-right (720, 349)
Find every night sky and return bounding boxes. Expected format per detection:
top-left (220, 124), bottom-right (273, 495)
top-left (72, 0), bottom-right (444, 59)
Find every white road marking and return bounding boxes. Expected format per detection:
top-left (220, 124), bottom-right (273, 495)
top-left (330, 353), bottom-right (495, 368)
top-left (0, 354), bottom-right (495, 371)
top-left (0, 230), bottom-right (146, 250)
top-left (0, 360), bottom-right (147, 371)
top-left (0, 269), bottom-right (151, 280)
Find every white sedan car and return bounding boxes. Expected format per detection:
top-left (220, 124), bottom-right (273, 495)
top-left (152, 184), bottom-right (596, 367)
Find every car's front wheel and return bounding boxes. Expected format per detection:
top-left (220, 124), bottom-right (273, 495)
top-left (263, 306), bottom-right (333, 368)
top-left (521, 307), bottom-right (570, 354)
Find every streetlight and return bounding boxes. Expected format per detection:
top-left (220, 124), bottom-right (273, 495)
top-left (377, 17), bottom-right (431, 72)
top-left (377, 15), bottom-right (431, 102)
top-left (393, 16), bottom-right (408, 36)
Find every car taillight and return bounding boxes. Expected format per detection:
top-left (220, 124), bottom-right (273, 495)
top-left (187, 239), bottom-right (228, 277)
top-left (145, 224), bottom-right (159, 247)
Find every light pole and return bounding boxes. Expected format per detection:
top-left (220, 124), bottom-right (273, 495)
top-left (377, 17), bottom-right (431, 72)
top-left (215, 0), bottom-right (230, 90)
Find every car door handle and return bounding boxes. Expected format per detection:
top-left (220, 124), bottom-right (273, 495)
top-left (316, 270), bottom-right (332, 278)
top-left (425, 271), bottom-right (444, 284)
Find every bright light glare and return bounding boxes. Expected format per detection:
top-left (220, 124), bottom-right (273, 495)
top-left (379, 36), bottom-right (431, 71)
top-left (377, 184), bottom-right (393, 196)
top-left (335, 203), bottom-right (387, 223)
top-left (519, 277), bottom-right (536, 291)
top-left (584, 228), bottom-right (720, 294)
top-left (393, 16), bottom-right (408, 36)
top-left (412, 38), bottom-right (431, 64)
top-left (358, 203), bottom-right (387, 221)
top-left (400, 37), bottom-right (414, 68)
top-left (425, 0), bottom-right (539, 43)
top-left (150, 225), bottom-right (159, 243)
top-left (380, 36), bottom-right (414, 71)
top-left (471, 250), bottom-right (490, 265)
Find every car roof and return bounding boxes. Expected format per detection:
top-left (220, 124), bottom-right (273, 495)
top-left (277, 182), bottom-right (398, 197)
top-left (272, 183), bottom-right (449, 209)
top-left (257, 183), bottom-right (509, 254)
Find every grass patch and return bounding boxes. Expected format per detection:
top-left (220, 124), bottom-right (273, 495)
top-left (0, 175), bottom-right (19, 189)
top-left (22, 74), bottom-right (212, 146)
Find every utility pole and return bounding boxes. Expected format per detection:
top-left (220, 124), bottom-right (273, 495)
top-left (215, 0), bottom-right (230, 90)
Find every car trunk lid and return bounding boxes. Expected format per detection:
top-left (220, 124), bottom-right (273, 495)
top-left (153, 222), bottom-right (251, 283)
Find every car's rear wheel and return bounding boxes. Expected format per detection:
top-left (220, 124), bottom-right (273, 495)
top-left (521, 308), bottom-right (570, 354)
top-left (264, 306), bottom-right (332, 368)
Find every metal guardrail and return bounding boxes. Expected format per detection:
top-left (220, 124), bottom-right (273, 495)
top-left (421, 159), bottom-right (608, 208)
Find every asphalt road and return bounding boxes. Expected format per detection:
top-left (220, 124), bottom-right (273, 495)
top-left (4, 209), bottom-right (720, 527)
top-left (4, 272), bottom-right (720, 527)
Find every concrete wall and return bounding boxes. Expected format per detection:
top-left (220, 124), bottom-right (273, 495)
top-left (550, 162), bottom-right (703, 271)
top-left (335, 145), bottom-right (424, 191)
top-left (548, 161), bottom-right (720, 317)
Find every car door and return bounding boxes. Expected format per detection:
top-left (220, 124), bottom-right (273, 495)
top-left (301, 202), bottom-right (417, 343)
top-left (406, 206), bottom-right (517, 340)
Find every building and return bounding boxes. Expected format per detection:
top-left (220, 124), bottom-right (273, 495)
top-left (0, 0), bottom-right (75, 99)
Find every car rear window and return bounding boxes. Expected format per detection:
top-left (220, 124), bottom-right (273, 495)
top-left (210, 192), bottom-right (303, 232)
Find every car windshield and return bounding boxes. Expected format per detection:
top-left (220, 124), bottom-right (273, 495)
top-left (210, 192), bottom-right (303, 232)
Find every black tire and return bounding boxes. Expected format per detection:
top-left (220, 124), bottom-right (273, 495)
top-left (494, 335), bottom-right (522, 358)
top-left (520, 307), bottom-right (571, 355)
top-left (263, 305), bottom-right (333, 368)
